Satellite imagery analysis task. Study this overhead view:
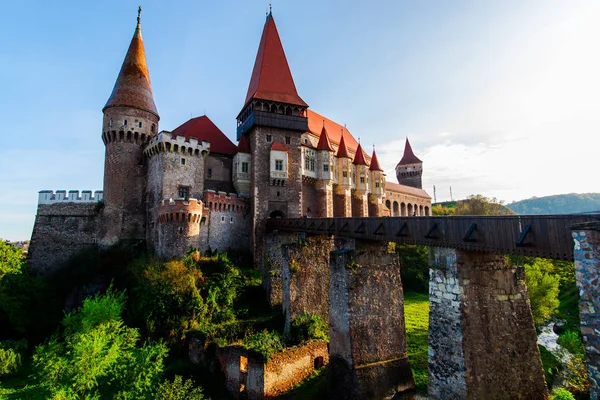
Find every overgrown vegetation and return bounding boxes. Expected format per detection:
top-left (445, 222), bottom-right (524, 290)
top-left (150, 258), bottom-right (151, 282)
top-left (403, 292), bottom-right (430, 394)
top-left (290, 312), bottom-right (329, 344)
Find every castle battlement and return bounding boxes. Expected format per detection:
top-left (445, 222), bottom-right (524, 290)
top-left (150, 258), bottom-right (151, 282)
top-left (157, 197), bottom-right (204, 224)
top-left (38, 190), bottom-right (103, 204)
top-left (203, 190), bottom-right (249, 214)
top-left (144, 131), bottom-right (211, 158)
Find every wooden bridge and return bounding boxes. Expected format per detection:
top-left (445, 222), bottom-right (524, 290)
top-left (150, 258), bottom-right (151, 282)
top-left (267, 213), bottom-right (600, 260)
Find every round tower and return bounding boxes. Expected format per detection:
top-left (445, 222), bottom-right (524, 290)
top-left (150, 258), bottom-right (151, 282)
top-left (99, 7), bottom-right (160, 246)
top-left (396, 138), bottom-right (423, 189)
top-left (157, 198), bottom-right (204, 259)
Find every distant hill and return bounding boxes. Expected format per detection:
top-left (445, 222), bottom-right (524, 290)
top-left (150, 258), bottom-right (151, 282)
top-left (507, 193), bottom-right (600, 215)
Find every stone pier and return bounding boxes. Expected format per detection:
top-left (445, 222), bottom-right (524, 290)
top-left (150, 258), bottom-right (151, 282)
top-left (572, 222), bottom-right (600, 400)
top-left (328, 240), bottom-right (414, 399)
top-left (428, 247), bottom-right (548, 400)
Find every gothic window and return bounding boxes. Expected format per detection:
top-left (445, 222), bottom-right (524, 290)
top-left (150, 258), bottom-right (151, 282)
top-left (242, 162), bottom-right (249, 173)
top-left (138, 121), bottom-right (142, 128)
top-left (266, 135), bottom-right (272, 142)
top-left (310, 158), bottom-right (315, 171)
top-left (178, 186), bottom-right (189, 199)
top-left (304, 156), bottom-right (310, 170)
top-left (275, 160), bottom-right (283, 171)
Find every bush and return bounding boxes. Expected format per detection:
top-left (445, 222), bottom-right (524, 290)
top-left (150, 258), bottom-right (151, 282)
top-left (0, 339), bottom-right (27, 377)
top-left (156, 375), bottom-right (206, 400)
top-left (524, 259), bottom-right (560, 325)
top-left (557, 331), bottom-right (584, 357)
top-left (551, 388), bottom-right (576, 400)
top-left (539, 345), bottom-right (560, 389)
top-left (396, 244), bottom-right (429, 293)
top-left (290, 313), bottom-right (328, 344)
top-left (243, 330), bottom-right (283, 361)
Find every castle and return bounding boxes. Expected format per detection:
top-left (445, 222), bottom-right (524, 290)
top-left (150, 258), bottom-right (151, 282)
top-left (28, 9), bottom-right (431, 273)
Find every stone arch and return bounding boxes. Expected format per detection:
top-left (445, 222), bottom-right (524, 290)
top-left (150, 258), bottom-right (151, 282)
top-left (401, 202), bottom-right (406, 216)
top-left (419, 205), bottom-right (424, 216)
top-left (425, 206), bottom-right (430, 216)
top-left (393, 201), bottom-right (399, 217)
top-left (269, 210), bottom-right (286, 219)
top-left (407, 204), bottom-right (413, 216)
top-left (385, 200), bottom-right (391, 211)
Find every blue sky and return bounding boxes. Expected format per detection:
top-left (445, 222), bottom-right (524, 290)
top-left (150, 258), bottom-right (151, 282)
top-left (1, 0), bottom-right (599, 240)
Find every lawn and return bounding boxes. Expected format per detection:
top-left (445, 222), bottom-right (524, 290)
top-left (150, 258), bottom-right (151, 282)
top-left (404, 291), bottom-right (430, 394)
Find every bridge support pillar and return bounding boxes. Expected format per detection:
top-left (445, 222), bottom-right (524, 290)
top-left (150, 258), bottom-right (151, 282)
top-left (572, 223), bottom-right (600, 400)
top-left (328, 239), bottom-right (414, 399)
top-left (264, 231), bottom-right (300, 310)
top-left (428, 247), bottom-right (548, 400)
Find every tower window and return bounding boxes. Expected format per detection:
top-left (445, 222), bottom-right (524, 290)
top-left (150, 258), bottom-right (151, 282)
top-left (266, 135), bottom-right (272, 142)
top-left (360, 177), bottom-right (365, 183)
top-left (375, 182), bottom-right (380, 188)
top-left (151, 124), bottom-right (155, 133)
top-left (181, 158), bottom-right (185, 165)
top-left (207, 168), bottom-right (212, 178)
top-left (285, 136), bottom-right (290, 145)
top-left (138, 122), bottom-right (142, 128)
top-left (124, 120), bottom-right (128, 126)
top-left (323, 164), bottom-right (329, 172)
top-left (178, 186), bottom-right (189, 199)
top-left (109, 118), bottom-right (113, 127)
top-left (230, 216), bottom-right (234, 223)
top-left (275, 160), bottom-right (283, 171)
top-left (221, 216), bottom-right (225, 222)
top-left (343, 171), bottom-right (348, 178)
top-left (241, 162), bottom-right (249, 173)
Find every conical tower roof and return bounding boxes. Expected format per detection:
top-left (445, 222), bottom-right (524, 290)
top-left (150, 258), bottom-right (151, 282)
top-left (103, 8), bottom-right (159, 118)
top-left (336, 130), bottom-right (351, 159)
top-left (369, 149), bottom-right (383, 171)
top-left (353, 143), bottom-right (368, 165)
top-left (316, 124), bottom-right (334, 151)
top-left (244, 12), bottom-right (307, 108)
top-left (237, 134), bottom-right (251, 154)
top-left (398, 138), bottom-right (422, 165)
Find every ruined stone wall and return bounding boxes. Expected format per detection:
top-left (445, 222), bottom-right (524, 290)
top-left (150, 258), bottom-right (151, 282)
top-left (428, 247), bottom-right (548, 400)
top-left (572, 227), bottom-right (600, 399)
top-left (199, 191), bottom-right (250, 254)
top-left (282, 236), bottom-right (333, 335)
top-left (264, 231), bottom-right (298, 310)
top-left (29, 202), bottom-right (100, 275)
top-left (329, 240), bottom-right (414, 399)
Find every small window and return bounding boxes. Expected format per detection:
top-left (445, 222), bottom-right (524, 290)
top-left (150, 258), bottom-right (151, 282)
top-left (277, 191), bottom-right (280, 196)
top-left (151, 124), bottom-right (155, 132)
top-left (360, 177), bottom-right (365, 183)
top-left (241, 162), bottom-right (249, 173)
top-left (221, 216), bottom-right (225, 222)
top-left (343, 171), bottom-right (348, 178)
top-left (138, 121), bottom-right (142, 128)
top-left (285, 136), bottom-right (290, 145)
top-left (266, 135), bottom-right (272, 142)
top-left (207, 168), bottom-right (212, 178)
top-left (304, 138), bottom-right (308, 144)
top-left (109, 118), bottom-right (113, 127)
top-left (181, 158), bottom-right (185, 165)
top-left (275, 160), bottom-right (283, 171)
top-left (124, 120), bottom-right (128, 126)
top-left (375, 182), bottom-right (380, 188)
top-left (323, 164), bottom-right (329, 172)
top-left (178, 186), bottom-right (189, 199)
top-left (230, 216), bottom-right (233, 223)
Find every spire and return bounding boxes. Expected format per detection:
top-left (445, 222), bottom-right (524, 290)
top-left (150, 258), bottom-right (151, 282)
top-left (353, 143), bottom-right (368, 165)
top-left (244, 13), bottom-right (308, 108)
top-left (103, 7), bottom-right (159, 118)
top-left (316, 123), bottom-right (334, 151)
top-left (398, 138), bottom-right (422, 165)
top-left (336, 129), bottom-right (351, 159)
top-left (237, 134), bottom-right (251, 154)
top-left (370, 148), bottom-right (383, 171)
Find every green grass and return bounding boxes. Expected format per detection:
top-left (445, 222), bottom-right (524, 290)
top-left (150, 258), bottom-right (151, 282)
top-left (404, 291), bottom-right (430, 394)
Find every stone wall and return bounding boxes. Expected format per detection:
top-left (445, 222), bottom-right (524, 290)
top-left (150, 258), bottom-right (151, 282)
top-left (428, 247), bottom-right (548, 400)
top-left (572, 226), bottom-right (600, 399)
top-left (329, 240), bottom-right (414, 399)
top-left (301, 178), bottom-right (319, 217)
top-left (199, 191), bottom-right (250, 254)
top-left (29, 202), bottom-right (100, 275)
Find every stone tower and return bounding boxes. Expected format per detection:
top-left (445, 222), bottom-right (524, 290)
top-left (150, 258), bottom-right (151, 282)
top-left (99, 8), bottom-right (159, 246)
top-left (236, 11), bottom-right (308, 265)
top-left (395, 138), bottom-right (423, 189)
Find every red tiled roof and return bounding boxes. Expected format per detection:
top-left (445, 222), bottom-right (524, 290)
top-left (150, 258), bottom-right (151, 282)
top-left (316, 124), bottom-right (334, 151)
top-left (271, 141), bottom-right (288, 152)
top-left (171, 116), bottom-right (237, 156)
top-left (237, 134), bottom-right (250, 154)
top-left (307, 110), bottom-right (359, 153)
top-left (370, 149), bottom-right (383, 171)
top-left (398, 138), bottom-right (423, 165)
top-left (336, 133), bottom-right (351, 159)
top-left (353, 143), bottom-right (368, 165)
top-left (103, 13), bottom-right (158, 118)
top-left (385, 181), bottom-right (431, 199)
top-left (244, 14), bottom-right (307, 108)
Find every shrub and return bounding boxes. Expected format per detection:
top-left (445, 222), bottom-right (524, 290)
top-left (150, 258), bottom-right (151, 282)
top-left (290, 313), bottom-right (328, 344)
top-left (557, 330), bottom-right (584, 357)
top-left (524, 259), bottom-right (560, 325)
top-left (563, 355), bottom-right (589, 398)
top-left (551, 388), bottom-right (576, 400)
top-left (396, 244), bottom-right (429, 293)
top-left (156, 375), bottom-right (206, 400)
top-left (0, 339), bottom-right (27, 377)
top-left (243, 330), bottom-right (283, 361)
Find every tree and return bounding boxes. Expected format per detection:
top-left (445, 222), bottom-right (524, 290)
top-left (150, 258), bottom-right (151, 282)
top-left (0, 240), bottom-right (24, 281)
top-left (454, 194), bottom-right (514, 216)
top-left (524, 259), bottom-right (560, 325)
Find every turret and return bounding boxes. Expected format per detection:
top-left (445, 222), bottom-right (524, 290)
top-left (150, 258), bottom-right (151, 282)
top-left (316, 123), bottom-right (335, 181)
top-left (99, 7), bottom-right (159, 246)
top-left (336, 130), bottom-right (352, 188)
top-left (156, 198), bottom-right (204, 259)
top-left (352, 143), bottom-right (369, 217)
top-left (395, 138), bottom-right (423, 189)
top-left (233, 134), bottom-right (251, 197)
top-left (369, 148), bottom-right (385, 197)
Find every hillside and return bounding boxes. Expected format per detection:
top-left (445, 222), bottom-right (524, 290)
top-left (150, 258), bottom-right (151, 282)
top-left (507, 193), bottom-right (600, 215)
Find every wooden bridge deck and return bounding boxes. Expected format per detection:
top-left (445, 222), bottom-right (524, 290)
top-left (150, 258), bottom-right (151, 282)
top-left (266, 214), bottom-right (600, 260)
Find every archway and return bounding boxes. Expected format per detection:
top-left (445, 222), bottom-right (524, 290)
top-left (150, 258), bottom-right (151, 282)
top-left (269, 210), bottom-right (286, 219)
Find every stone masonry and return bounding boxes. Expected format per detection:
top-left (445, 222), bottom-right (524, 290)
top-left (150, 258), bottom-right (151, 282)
top-left (428, 247), bottom-right (548, 400)
top-left (572, 223), bottom-right (600, 400)
top-left (329, 240), bottom-right (414, 399)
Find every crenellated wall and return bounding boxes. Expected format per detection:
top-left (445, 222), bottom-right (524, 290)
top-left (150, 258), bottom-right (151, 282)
top-left (156, 198), bottom-right (204, 259)
top-left (199, 191), bottom-right (250, 254)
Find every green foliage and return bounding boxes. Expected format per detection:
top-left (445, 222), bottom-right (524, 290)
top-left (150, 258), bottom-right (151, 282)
top-left (507, 193), bottom-right (600, 215)
top-left (0, 240), bottom-right (24, 281)
top-left (557, 331), bottom-right (584, 357)
top-left (32, 288), bottom-right (169, 399)
top-left (155, 376), bottom-right (206, 400)
top-left (0, 339), bottom-right (27, 377)
top-left (290, 313), bottom-right (328, 344)
top-left (278, 367), bottom-right (328, 400)
top-left (551, 388), bottom-right (576, 400)
top-left (396, 244), bottom-right (429, 293)
top-left (403, 292), bottom-right (430, 394)
top-left (431, 203), bottom-right (455, 215)
top-left (454, 194), bottom-right (514, 216)
top-left (562, 355), bottom-right (589, 398)
top-left (539, 345), bottom-right (560, 389)
top-left (243, 330), bottom-right (283, 361)
top-left (524, 259), bottom-right (560, 325)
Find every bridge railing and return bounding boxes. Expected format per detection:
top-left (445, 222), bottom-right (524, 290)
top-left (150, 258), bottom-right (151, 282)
top-left (266, 214), bottom-right (600, 260)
